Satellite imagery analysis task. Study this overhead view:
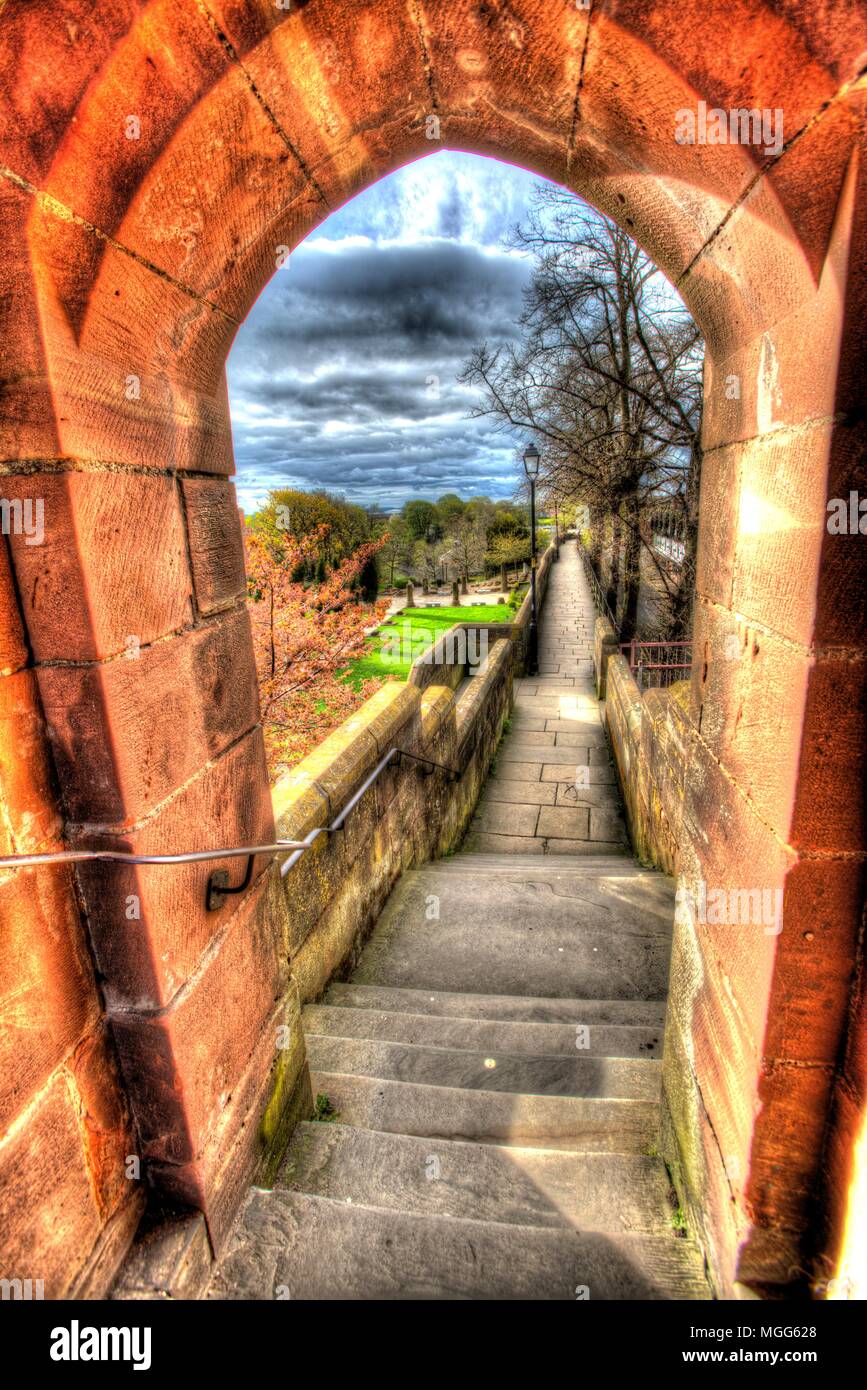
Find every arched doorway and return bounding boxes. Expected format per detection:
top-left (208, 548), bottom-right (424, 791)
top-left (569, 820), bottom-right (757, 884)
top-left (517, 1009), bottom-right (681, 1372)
top-left (1, 0), bottom-right (864, 1297)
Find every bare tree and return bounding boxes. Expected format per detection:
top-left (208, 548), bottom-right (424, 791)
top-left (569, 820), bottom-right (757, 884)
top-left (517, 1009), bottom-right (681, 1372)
top-left (461, 188), bottom-right (703, 640)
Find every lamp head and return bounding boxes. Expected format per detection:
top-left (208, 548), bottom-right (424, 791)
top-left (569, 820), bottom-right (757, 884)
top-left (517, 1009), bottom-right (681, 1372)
top-left (522, 443), bottom-right (541, 480)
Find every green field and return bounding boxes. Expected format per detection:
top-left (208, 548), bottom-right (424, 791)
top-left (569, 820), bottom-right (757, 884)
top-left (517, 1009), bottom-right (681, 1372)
top-left (343, 604), bottom-right (516, 687)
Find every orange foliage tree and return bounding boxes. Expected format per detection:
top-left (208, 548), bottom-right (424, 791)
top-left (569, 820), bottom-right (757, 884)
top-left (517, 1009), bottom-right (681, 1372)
top-left (245, 525), bottom-right (390, 778)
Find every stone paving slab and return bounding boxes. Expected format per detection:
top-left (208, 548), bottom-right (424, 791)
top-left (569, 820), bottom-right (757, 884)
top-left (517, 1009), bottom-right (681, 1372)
top-left (485, 779), bottom-right (558, 805)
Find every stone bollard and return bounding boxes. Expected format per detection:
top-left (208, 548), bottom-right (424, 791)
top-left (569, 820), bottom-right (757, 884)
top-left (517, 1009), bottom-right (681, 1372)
top-left (406, 581), bottom-right (414, 608)
top-left (451, 580), bottom-right (460, 605)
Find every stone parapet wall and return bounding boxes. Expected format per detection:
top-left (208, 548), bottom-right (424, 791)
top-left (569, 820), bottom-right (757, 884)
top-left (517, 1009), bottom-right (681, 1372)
top-left (593, 614), bottom-right (621, 701)
top-left (603, 646), bottom-right (690, 876)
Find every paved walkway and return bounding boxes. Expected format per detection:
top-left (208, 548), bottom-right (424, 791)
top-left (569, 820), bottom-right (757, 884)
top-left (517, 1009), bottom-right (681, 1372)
top-left (466, 540), bottom-right (628, 854)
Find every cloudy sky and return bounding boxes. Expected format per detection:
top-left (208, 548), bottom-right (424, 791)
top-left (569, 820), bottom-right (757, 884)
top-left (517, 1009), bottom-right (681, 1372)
top-left (227, 152), bottom-right (545, 515)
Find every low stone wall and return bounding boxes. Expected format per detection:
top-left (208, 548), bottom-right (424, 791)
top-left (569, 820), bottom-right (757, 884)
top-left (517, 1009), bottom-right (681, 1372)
top-left (593, 613), bottom-right (621, 701)
top-left (112, 554), bottom-right (552, 1297)
top-left (597, 620), bottom-right (780, 1298)
top-left (275, 551), bottom-right (554, 1001)
top-left (273, 637), bottom-right (514, 1010)
top-left (603, 643), bottom-right (690, 874)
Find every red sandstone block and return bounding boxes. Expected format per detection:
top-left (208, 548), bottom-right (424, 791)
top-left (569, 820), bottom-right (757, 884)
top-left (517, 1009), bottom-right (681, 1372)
top-left (146, 989), bottom-right (310, 1249)
top-left (0, 0), bottom-right (147, 182)
top-left (744, 1061), bottom-right (836, 1239)
top-left (732, 421), bottom-right (862, 649)
top-left (181, 477), bottom-right (246, 615)
top-left (68, 1023), bottom-right (141, 1224)
top-left (3, 472), bottom-right (192, 661)
top-left (761, 858), bottom-right (865, 1067)
top-left (790, 653), bottom-right (867, 853)
top-left (110, 867), bottom-right (290, 1168)
top-left (205, 0), bottom-right (432, 247)
top-left (100, 61), bottom-right (310, 325)
top-left (40, 0), bottom-right (231, 241)
top-left (814, 420), bottom-right (867, 650)
top-left (73, 728), bottom-right (275, 1010)
top-left (0, 182), bottom-right (59, 461)
top-left (37, 607), bottom-right (260, 825)
top-left (701, 130), bottom-right (865, 458)
top-left (0, 540), bottom-right (27, 675)
top-left (0, 864), bottom-right (98, 1131)
top-left (24, 197), bottom-right (235, 473)
top-left (0, 1069), bottom-right (104, 1298)
top-left (688, 600), bottom-right (809, 843)
top-left (0, 668), bottom-right (64, 855)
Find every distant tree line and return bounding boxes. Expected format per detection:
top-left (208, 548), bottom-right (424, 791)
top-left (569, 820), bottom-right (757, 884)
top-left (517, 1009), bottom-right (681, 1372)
top-left (378, 493), bottom-right (544, 592)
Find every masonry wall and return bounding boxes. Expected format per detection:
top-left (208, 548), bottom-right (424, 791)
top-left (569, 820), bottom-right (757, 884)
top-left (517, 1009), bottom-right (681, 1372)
top-left (598, 619), bottom-right (867, 1299)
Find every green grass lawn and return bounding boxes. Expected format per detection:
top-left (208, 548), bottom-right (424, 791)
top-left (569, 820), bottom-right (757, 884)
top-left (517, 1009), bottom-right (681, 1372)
top-left (342, 603), bottom-right (516, 687)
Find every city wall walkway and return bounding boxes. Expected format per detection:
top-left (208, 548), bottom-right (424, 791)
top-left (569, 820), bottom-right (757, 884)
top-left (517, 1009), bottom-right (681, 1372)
top-left (206, 543), bottom-right (709, 1300)
top-left (466, 542), bottom-right (629, 855)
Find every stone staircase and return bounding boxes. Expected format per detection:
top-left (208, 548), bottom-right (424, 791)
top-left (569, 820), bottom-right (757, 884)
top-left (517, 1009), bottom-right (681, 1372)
top-left (206, 544), bottom-right (710, 1300)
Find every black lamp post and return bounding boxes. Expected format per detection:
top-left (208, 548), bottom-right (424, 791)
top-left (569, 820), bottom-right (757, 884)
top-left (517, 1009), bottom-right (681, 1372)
top-left (523, 443), bottom-right (541, 676)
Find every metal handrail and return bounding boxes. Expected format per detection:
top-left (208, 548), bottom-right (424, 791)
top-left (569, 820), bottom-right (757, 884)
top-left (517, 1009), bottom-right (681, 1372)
top-left (0, 746), bottom-right (460, 911)
top-left (621, 639), bottom-right (693, 693)
top-left (577, 540), bottom-right (620, 635)
top-left (279, 747), bottom-right (459, 877)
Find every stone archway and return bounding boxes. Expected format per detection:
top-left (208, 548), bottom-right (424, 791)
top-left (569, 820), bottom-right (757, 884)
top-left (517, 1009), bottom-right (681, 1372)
top-left (1, 0), bottom-right (865, 1298)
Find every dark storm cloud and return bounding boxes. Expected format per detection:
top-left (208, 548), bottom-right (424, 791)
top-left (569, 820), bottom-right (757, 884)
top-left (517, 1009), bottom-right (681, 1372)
top-left (227, 153), bottom-right (543, 512)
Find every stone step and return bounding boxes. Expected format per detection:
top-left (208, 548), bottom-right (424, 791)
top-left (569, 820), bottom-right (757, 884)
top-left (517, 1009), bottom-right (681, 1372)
top-left (306, 1034), bottom-right (661, 1100)
top-left (207, 1190), bottom-right (710, 1300)
top-left (303, 1003), bottom-right (662, 1058)
top-left (308, 1072), bottom-right (659, 1151)
top-left (324, 982), bottom-right (667, 1027)
top-left (353, 863), bottom-right (672, 999)
top-left (436, 852), bottom-right (651, 876)
top-left (278, 1123), bottom-right (675, 1233)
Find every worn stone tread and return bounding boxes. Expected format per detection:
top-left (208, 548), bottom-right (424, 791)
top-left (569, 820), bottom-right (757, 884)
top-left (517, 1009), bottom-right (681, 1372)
top-left (306, 1034), bottom-right (661, 1100)
top-left (277, 1123), bottom-right (676, 1233)
top-left (324, 982), bottom-right (667, 1026)
top-left (207, 1191), bottom-right (710, 1301)
top-left (303, 1004), bottom-right (662, 1058)
top-left (307, 1072), bottom-right (659, 1152)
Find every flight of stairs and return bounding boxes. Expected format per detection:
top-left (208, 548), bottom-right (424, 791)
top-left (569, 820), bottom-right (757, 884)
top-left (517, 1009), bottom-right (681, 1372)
top-left (206, 855), bottom-right (709, 1300)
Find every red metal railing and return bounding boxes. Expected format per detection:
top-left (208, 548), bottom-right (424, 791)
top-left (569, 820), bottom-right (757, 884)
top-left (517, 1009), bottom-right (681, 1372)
top-left (621, 640), bottom-right (693, 692)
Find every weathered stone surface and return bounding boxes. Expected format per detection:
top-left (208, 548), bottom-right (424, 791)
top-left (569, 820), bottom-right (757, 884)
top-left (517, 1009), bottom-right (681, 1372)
top-left (182, 477), bottom-right (246, 615)
top-left (110, 867), bottom-right (290, 1169)
top-left (207, 1190), bottom-right (708, 1301)
top-left (72, 728), bottom-right (276, 1010)
top-left (303, 1003), bottom-right (662, 1060)
top-left (0, 862), bottom-right (100, 1131)
top-left (279, 1124), bottom-right (670, 1231)
top-left (3, 472), bottom-right (192, 661)
top-left (37, 608), bottom-right (260, 825)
